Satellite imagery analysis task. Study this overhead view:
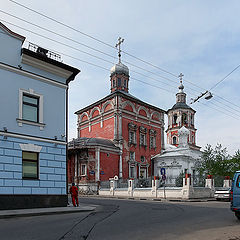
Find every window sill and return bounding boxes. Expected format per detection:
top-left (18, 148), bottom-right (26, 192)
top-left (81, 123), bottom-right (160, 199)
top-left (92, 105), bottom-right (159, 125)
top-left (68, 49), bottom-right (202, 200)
top-left (17, 118), bottom-right (45, 130)
top-left (23, 177), bottom-right (39, 180)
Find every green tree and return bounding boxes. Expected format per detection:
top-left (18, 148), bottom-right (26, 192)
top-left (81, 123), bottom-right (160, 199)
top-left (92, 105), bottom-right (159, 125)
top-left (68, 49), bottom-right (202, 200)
top-left (197, 144), bottom-right (234, 186)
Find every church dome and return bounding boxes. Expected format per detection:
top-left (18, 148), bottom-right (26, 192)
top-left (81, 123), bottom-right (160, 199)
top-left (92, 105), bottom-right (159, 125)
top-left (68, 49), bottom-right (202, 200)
top-left (110, 62), bottom-right (129, 76)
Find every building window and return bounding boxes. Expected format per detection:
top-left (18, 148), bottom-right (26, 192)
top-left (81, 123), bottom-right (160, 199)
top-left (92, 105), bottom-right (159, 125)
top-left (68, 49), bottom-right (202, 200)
top-left (129, 131), bottom-right (136, 144)
top-left (22, 94), bottom-right (39, 122)
top-left (81, 164), bottom-right (87, 176)
top-left (130, 151), bottom-right (135, 161)
top-left (124, 80), bottom-right (127, 88)
top-left (18, 89), bottom-right (44, 129)
top-left (117, 78), bottom-right (121, 87)
top-left (139, 126), bottom-right (147, 147)
top-left (22, 151), bottom-right (38, 179)
top-left (149, 129), bottom-right (156, 149)
top-left (182, 113), bottom-right (188, 125)
top-left (140, 134), bottom-right (145, 146)
top-left (128, 122), bottom-right (137, 145)
top-left (129, 166), bottom-right (135, 178)
top-left (173, 114), bottom-right (178, 125)
top-left (173, 136), bottom-right (177, 145)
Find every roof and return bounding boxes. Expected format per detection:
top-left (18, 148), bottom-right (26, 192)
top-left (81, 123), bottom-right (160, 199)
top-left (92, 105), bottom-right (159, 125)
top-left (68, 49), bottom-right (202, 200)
top-left (0, 22), bottom-right (25, 43)
top-left (21, 48), bottom-right (80, 84)
top-left (68, 137), bottom-right (120, 150)
top-left (167, 102), bottom-right (195, 113)
top-left (75, 90), bottom-right (166, 115)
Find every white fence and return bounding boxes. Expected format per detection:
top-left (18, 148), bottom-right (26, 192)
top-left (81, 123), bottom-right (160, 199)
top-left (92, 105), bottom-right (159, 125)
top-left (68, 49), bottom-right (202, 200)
top-left (99, 176), bottom-right (221, 200)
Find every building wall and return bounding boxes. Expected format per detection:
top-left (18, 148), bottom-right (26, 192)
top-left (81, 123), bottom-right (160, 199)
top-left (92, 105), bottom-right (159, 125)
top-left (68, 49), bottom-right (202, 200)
top-left (0, 136), bottom-right (66, 195)
top-left (0, 68), bottom-right (66, 140)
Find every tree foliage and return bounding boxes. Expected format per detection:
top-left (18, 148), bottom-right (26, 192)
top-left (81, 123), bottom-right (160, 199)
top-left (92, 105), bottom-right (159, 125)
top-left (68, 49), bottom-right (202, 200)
top-left (197, 144), bottom-right (240, 180)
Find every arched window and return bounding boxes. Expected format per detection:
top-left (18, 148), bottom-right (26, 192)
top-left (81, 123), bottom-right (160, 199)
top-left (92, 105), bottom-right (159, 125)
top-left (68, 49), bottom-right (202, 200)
top-left (173, 136), bottom-right (177, 145)
top-left (182, 113), bottom-right (188, 125)
top-left (173, 114), bottom-right (178, 124)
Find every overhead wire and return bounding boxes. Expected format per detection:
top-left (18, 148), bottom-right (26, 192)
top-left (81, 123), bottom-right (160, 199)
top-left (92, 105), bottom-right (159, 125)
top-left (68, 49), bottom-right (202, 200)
top-left (7, 0), bottom-right (240, 109)
top-left (1, 15), bottom-right (239, 119)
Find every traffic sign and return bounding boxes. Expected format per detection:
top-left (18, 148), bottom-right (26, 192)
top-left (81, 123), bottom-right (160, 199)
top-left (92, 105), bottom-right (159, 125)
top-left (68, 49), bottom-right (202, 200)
top-left (160, 168), bottom-right (166, 175)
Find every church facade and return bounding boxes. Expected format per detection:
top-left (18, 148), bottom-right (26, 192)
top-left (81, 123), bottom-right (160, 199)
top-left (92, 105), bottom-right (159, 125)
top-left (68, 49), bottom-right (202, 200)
top-left (68, 50), bottom-right (165, 187)
top-left (153, 78), bottom-right (202, 186)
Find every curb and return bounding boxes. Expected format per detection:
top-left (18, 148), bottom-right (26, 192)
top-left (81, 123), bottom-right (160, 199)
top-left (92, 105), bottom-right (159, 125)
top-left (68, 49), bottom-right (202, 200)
top-left (0, 206), bottom-right (96, 219)
top-left (79, 195), bottom-right (217, 203)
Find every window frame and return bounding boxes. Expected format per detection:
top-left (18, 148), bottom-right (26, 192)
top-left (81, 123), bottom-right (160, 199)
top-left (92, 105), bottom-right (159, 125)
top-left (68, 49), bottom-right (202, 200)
top-left (236, 175), bottom-right (240, 188)
top-left (22, 151), bottom-right (39, 180)
top-left (18, 88), bottom-right (45, 130)
top-left (173, 136), bottom-right (177, 145)
top-left (22, 93), bottom-right (39, 123)
top-left (81, 164), bottom-right (87, 176)
top-left (129, 151), bottom-right (135, 161)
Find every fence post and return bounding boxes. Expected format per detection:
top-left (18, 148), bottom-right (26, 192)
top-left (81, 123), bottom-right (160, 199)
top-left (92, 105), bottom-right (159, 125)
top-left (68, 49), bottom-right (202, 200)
top-left (205, 175), bottom-right (215, 197)
top-left (109, 179), bottom-right (117, 196)
top-left (128, 179), bottom-right (134, 197)
top-left (152, 177), bottom-right (159, 198)
top-left (223, 176), bottom-right (232, 188)
top-left (181, 174), bottom-right (194, 199)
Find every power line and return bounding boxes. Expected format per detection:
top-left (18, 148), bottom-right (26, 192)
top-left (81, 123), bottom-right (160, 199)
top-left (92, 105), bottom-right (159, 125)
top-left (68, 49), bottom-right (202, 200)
top-left (8, 0), bottom-right (115, 50)
top-left (209, 63), bottom-right (240, 91)
top-left (7, 0), bottom-right (240, 109)
top-left (1, 19), bottom-right (240, 119)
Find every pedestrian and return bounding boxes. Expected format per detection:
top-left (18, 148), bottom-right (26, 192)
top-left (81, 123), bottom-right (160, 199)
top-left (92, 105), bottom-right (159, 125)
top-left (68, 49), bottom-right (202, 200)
top-left (69, 183), bottom-right (79, 207)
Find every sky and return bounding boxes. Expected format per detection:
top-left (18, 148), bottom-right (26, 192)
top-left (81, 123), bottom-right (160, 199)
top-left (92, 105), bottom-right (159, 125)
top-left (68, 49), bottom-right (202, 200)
top-left (1, 0), bottom-right (240, 155)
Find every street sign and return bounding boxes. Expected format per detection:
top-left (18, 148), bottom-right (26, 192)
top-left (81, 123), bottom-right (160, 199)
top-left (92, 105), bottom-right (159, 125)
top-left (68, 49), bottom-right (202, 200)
top-left (160, 168), bottom-right (166, 175)
top-left (89, 171), bottom-right (95, 175)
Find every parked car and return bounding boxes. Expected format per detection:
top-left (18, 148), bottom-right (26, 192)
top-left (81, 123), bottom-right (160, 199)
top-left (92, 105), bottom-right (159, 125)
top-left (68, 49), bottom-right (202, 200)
top-left (230, 171), bottom-right (240, 220)
top-left (214, 187), bottom-right (231, 201)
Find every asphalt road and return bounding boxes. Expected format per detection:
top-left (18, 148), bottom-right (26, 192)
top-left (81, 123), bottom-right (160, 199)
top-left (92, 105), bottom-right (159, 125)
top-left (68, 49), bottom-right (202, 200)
top-left (0, 197), bottom-right (239, 240)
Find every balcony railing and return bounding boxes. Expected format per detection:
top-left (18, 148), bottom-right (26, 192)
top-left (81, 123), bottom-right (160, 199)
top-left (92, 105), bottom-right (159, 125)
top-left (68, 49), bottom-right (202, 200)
top-left (28, 42), bottom-right (61, 62)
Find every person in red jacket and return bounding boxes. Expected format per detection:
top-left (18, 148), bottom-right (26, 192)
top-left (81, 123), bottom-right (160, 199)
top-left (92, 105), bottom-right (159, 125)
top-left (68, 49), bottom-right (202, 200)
top-left (69, 183), bottom-right (79, 207)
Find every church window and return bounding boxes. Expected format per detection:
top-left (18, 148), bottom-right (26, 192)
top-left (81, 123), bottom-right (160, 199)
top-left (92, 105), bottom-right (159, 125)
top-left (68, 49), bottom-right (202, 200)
top-left (130, 151), bottom-right (135, 161)
top-left (129, 166), bottom-right (135, 178)
top-left (173, 136), bottom-right (177, 145)
top-left (113, 80), bottom-right (116, 88)
top-left (192, 135), bottom-right (194, 144)
top-left (140, 156), bottom-right (145, 163)
top-left (80, 164), bottom-right (87, 176)
top-left (124, 80), bottom-right (127, 88)
top-left (139, 126), bottom-right (147, 147)
top-left (128, 122), bottom-right (137, 145)
top-left (182, 113), bottom-right (188, 125)
top-left (173, 114), bottom-right (178, 125)
top-left (129, 131), bottom-right (135, 144)
top-left (117, 78), bottom-right (121, 87)
top-left (140, 134), bottom-right (145, 146)
top-left (149, 129), bottom-right (156, 149)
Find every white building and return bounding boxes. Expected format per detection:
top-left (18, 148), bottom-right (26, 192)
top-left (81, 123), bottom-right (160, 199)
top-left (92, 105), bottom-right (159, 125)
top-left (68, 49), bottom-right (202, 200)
top-left (153, 78), bottom-right (202, 186)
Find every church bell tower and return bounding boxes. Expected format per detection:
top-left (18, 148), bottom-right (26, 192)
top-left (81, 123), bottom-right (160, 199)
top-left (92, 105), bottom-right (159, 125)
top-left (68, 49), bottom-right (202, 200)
top-left (166, 73), bottom-right (197, 148)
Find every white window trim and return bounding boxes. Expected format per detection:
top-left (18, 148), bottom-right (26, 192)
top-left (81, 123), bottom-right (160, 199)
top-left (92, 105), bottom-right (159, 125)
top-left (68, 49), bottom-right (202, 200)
top-left (81, 164), bottom-right (87, 176)
top-left (18, 88), bottom-right (44, 130)
top-left (19, 143), bottom-right (42, 152)
top-left (129, 165), bottom-right (135, 179)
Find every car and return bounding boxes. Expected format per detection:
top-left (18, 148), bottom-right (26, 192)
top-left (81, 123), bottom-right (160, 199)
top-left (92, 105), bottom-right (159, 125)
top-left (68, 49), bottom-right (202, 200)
top-left (230, 171), bottom-right (240, 220)
top-left (214, 187), bottom-right (231, 201)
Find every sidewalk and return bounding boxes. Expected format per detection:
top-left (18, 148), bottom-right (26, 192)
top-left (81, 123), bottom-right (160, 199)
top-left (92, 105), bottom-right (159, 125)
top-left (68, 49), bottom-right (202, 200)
top-left (0, 203), bottom-right (96, 219)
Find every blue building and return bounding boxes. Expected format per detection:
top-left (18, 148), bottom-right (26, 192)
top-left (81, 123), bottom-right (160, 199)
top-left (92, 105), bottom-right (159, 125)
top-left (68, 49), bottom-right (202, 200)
top-left (0, 22), bottom-right (80, 209)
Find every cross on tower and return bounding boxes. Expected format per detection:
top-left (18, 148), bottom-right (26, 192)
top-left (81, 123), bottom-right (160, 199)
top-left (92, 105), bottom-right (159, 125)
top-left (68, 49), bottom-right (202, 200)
top-left (178, 73), bottom-right (184, 83)
top-left (115, 37), bottom-right (124, 63)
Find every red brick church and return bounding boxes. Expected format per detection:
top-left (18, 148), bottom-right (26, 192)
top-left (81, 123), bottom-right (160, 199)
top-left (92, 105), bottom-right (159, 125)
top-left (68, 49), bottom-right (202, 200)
top-left (68, 40), bottom-right (165, 189)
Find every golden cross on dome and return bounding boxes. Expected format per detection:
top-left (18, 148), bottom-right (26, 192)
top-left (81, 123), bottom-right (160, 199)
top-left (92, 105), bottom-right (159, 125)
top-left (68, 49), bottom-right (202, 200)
top-left (115, 37), bottom-right (124, 63)
top-left (178, 73), bottom-right (184, 83)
